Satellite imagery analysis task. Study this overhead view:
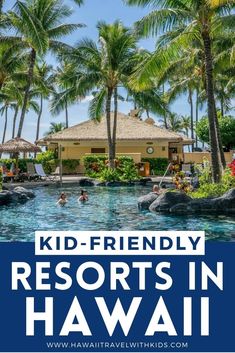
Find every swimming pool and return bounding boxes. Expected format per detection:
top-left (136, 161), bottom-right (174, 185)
top-left (0, 185), bottom-right (234, 241)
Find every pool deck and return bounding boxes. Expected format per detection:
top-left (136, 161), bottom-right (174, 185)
top-left (3, 175), bottom-right (173, 189)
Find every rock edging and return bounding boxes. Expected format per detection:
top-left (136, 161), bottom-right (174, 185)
top-left (138, 188), bottom-right (235, 215)
top-left (0, 187), bottom-right (35, 206)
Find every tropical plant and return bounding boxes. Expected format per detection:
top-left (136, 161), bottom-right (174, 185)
top-left (0, 82), bottom-right (39, 147)
top-left (196, 113), bottom-right (235, 150)
top-left (44, 121), bottom-right (65, 136)
top-left (124, 0), bottom-right (235, 182)
top-left (83, 155), bottom-right (139, 181)
top-left (50, 60), bottom-right (82, 128)
top-left (127, 87), bottom-right (167, 118)
top-left (159, 113), bottom-right (183, 133)
top-left (142, 157), bottom-right (168, 175)
top-left (34, 61), bottom-right (53, 142)
top-left (228, 160), bottom-right (235, 176)
top-left (181, 115), bottom-right (191, 138)
top-left (59, 20), bottom-right (139, 168)
top-left (173, 171), bottom-right (192, 193)
top-left (190, 168), bottom-right (235, 198)
top-left (161, 47), bottom-right (203, 150)
top-left (0, 44), bottom-right (27, 90)
top-left (6, 0), bottom-right (83, 137)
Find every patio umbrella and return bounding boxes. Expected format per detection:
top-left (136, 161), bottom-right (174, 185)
top-left (0, 137), bottom-right (41, 174)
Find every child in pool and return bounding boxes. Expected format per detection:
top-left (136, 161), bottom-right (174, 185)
top-left (152, 184), bottom-right (167, 195)
top-left (57, 192), bottom-right (68, 206)
top-left (78, 189), bottom-right (88, 202)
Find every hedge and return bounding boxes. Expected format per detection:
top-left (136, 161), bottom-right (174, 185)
top-left (0, 151), bottom-right (80, 175)
top-left (142, 157), bottom-right (169, 175)
top-left (83, 155), bottom-right (139, 181)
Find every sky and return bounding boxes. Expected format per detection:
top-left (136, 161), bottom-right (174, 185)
top-left (1, 0), bottom-right (197, 143)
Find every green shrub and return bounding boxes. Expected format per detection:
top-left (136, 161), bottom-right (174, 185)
top-left (99, 168), bottom-right (121, 182)
top-left (83, 155), bottom-right (139, 181)
top-left (0, 158), bottom-right (38, 173)
top-left (61, 159), bottom-right (80, 174)
top-left (0, 151), bottom-right (80, 175)
top-left (36, 151), bottom-right (56, 174)
top-left (190, 168), bottom-right (235, 198)
top-left (118, 160), bottom-right (139, 181)
top-left (83, 155), bottom-right (107, 177)
top-left (36, 150), bottom-right (55, 164)
top-left (142, 157), bottom-right (169, 175)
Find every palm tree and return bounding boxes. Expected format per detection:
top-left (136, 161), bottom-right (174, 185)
top-left (181, 115), bottom-right (191, 138)
top-left (44, 122), bottom-right (65, 136)
top-left (127, 87), bottom-right (167, 119)
top-left (124, 0), bottom-right (235, 182)
top-left (50, 61), bottom-right (81, 128)
top-left (0, 44), bottom-right (27, 90)
top-left (0, 83), bottom-right (21, 144)
top-left (60, 21), bottom-right (138, 168)
top-left (0, 82), bottom-right (40, 157)
top-left (214, 72), bottom-right (235, 116)
top-left (33, 61), bottom-right (53, 142)
top-left (0, 101), bottom-right (10, 144)
top-left (181, 115), bottom-right (191, 152)
top-left (160, 113), bottom-right (183, 133)
top-left (6, 0), bottom-right (83, 138)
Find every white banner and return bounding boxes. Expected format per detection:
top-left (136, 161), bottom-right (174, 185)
top-left (35, 231), bottom-right (205, 256)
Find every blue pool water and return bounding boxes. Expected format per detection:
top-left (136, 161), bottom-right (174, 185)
top-left (0, 185), bottom-right (234, 241)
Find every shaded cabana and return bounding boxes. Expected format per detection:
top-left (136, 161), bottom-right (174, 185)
top-left (0, 137), bottom-right (41, 174)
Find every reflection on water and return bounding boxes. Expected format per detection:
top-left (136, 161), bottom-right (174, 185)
top-left (0, 185), bottom-right (234, 241)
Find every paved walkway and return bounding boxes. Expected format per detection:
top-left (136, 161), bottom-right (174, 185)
top-left (3, 175), bottom-right (173, 189)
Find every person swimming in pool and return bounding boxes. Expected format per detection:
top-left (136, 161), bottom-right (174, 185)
top-left (152, 184), bottom-right (167, 195)
top-left (78, 189), bottom-right (88, 202)
top-left (57, 192), bottom-right (68, 206)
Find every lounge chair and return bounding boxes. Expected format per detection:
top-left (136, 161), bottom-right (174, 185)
top-left (51, 166), bottom-right (60, 176)
top-left (26, 162), bottom-right (39, 181)
top-left (34, 164), bottom-right (56, 181)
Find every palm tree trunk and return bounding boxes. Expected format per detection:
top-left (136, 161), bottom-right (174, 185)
top-left (112, 87), bottom-right (118, 163)
top-left (17, 48), bottom-right (36, 137)
top-left (106, 87), bottom-right (114, 168)
top-left (35, 94), bottom-right (43, 157)
top-left (162, 83), bottom-right (167, 129)
top-left (195, 89), bottom-right (199, 149)
top-left (2, 106), bottom-right (8, 144)
top-left (65, 99), bottom-right (69, 128)
top-left (188, 87), bottom-right (194, 152)
top-left (12, 105), bottom-right (19, 138)
top-left (0, 106), bottom-right (8, 158)
top-left (202, 30), bottom-right (222, 183)
top-left (214, 101), bottom-right (226, 169)
top-left (220, 97), bottom-right (224, 117)
top-left (0, 0), bottom-right (3, 16)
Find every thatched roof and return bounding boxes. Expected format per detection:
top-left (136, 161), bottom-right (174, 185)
top-left (0, 137), bottom-right (41, 153)
top-left (39, 113), bottom-right (192, 144)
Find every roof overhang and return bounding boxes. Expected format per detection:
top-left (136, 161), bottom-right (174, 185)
top-left (182, 139), bottom-right (195, 146)
top-left (38, 137), bottom-right (183, 145)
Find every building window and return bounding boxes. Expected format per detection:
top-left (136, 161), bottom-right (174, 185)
top-left (91, 148), bottom-right (106, 154)
top-left (162, 146), bottom-right (166, 151)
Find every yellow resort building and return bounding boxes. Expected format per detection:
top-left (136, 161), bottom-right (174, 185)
top-left (38, 112), bottom-right (196, 174)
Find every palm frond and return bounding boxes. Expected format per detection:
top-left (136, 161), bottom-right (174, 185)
top-left (48, 23), bottom-right (85, 38)
top-left (88, 89), bottom-right (106, 121)
top-left (15, 1), bottom-right (48, 53)
top-left (135, 8), bottom-right (192, 37)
